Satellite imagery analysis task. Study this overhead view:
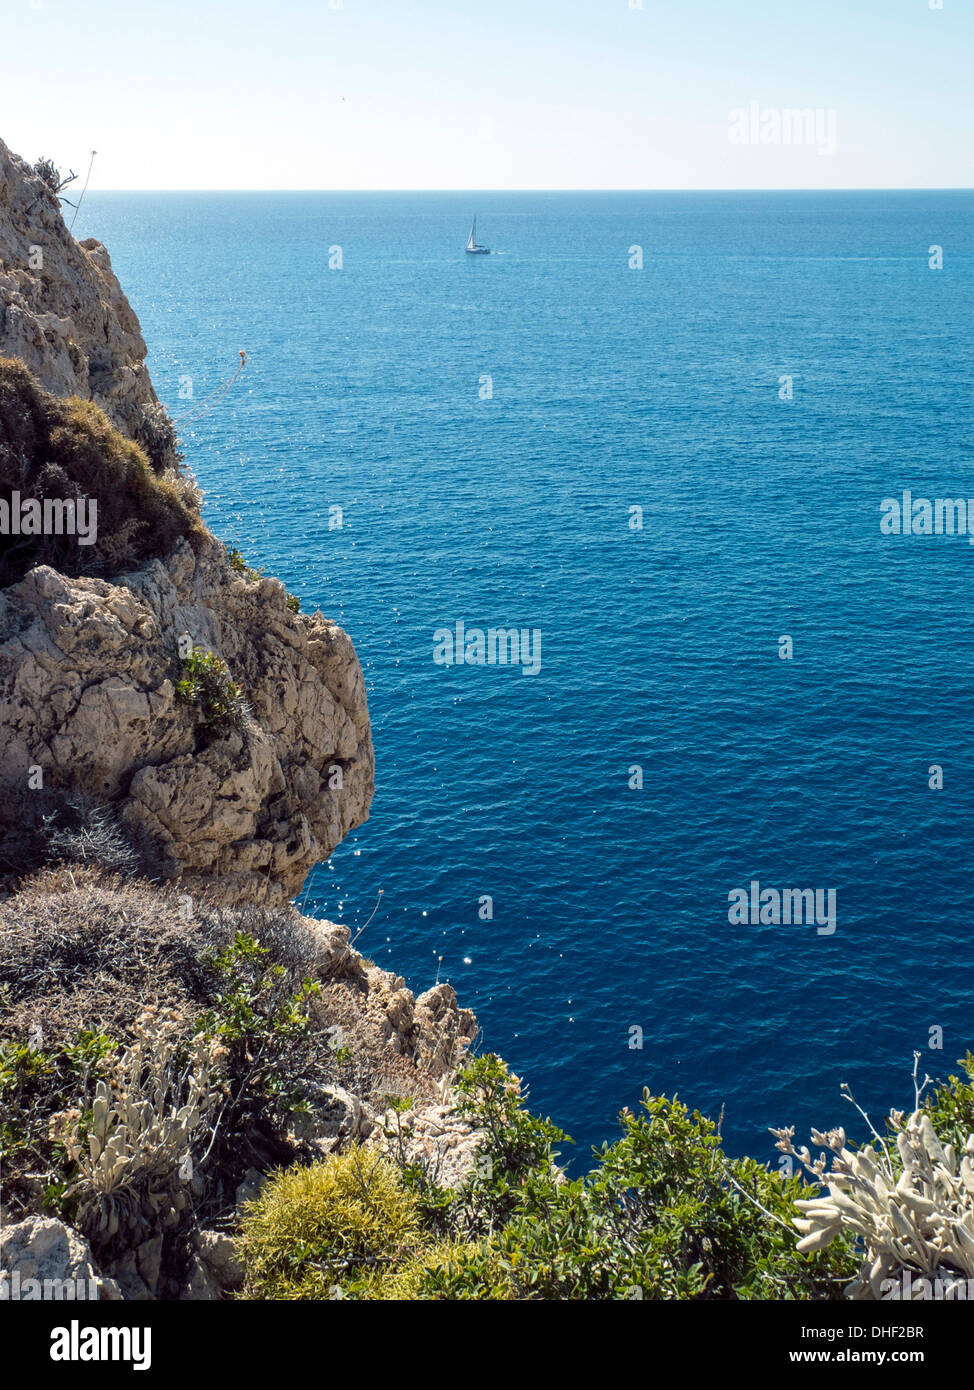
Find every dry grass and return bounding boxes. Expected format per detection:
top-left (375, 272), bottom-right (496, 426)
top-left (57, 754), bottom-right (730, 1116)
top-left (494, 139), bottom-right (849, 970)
top-left (0, 869), bottom-right (349, 1045)
top-left (0, 868), bottom-right (456, 1118)
top-left (0, 866), bottom-right (205, 1044)
top-left (0, 356), bottom-right (205, 585)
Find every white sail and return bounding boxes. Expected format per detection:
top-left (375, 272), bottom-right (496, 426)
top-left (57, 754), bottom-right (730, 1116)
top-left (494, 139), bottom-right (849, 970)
top-left (466, 215), bottom-right (489, 253)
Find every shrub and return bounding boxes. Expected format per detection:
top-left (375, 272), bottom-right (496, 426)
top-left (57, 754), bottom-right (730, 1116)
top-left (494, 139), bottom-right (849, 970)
top-left (0, 357), bottom-right (203, 585)
top-left (237, 1150), bottom-right (421, 1299)
top-left (189, 930), bottom-right (343, 1217)
top-left (56, 1022), bottom-right (222, 1256)
top-left (415, 1057), bottom-right (856, 1301)
top-left (0, 873), bottom-right (364, 1233)
top-left (41, 791), bottom-right (142, 878)
top-left (226, 546), bottom-right (263, 582)
top-left (0, 868), bottom-right (203, 1055)
top-left (370, 1240), bottom-right (487, 1300)
top-left (134, 401), bottom-right (185, 475)
top-left (175, 645), bottom-right (249, 735)
top-left (0, 1027), bottom-right (116, 1215)
top-left (0, 787), bottom-right (145, 891)
top-left (924, 1053), bottom-right (974, 1154)
top-left (32, 158), bottom-right (75, 197)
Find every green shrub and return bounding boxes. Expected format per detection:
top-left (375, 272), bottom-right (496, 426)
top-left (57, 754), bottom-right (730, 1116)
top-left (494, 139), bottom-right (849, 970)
top-left (237, 1150), bottom-right (420, 1299)
top-left (416, 1057), bottom-right (857, 1301)
top-left (370, 1240), bottom-right (487, 1300)
top-left (175, 645), bottom-right (249, 734)
top-left (193, 932), bottom-right (321, 1210)
top-left (923, 1052), bottom-right (974, 1153)
top-left (226, 545), bottom-right (263, 582)
top-left (0, 1027), bottom-right (117, 1216)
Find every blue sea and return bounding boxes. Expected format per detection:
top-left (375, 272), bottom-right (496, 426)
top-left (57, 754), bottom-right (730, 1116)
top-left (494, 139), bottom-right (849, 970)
top-left (74, 190), bottom-right (974, 1168)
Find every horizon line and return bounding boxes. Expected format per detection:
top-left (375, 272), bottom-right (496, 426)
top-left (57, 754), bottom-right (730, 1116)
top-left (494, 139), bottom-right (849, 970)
top-left (80, 185), bottom-right (974, 195)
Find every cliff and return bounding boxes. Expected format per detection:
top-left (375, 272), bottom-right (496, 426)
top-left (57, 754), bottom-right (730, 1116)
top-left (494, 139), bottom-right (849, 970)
top-left (0, 138), bottom-right (477, 1301)
top-left (0, 139), bottom-right (177, 470)
top-left (0, 142), bottom-right (373, 904)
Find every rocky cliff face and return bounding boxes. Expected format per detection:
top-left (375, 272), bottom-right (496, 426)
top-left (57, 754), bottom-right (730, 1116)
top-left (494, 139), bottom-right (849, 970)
top-left (0, 542), bottom-right (374, 903)
top-left (0, 140), bottom-right (374, 903)
top-left (0, 139), bottom-right (176, 469)
top-left (0, 137), bottom-right (480, 1303)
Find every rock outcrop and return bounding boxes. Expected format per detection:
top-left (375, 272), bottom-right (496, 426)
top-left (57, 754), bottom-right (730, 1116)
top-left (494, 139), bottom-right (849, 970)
top-left (0, 139), bottom-right (175, 469)
top-left (0, 1216), bottom-right (121, 1300)
top-left (0, 139), bottom-right (374, 903)
top-left (0, 539), bottom-right (374, 902)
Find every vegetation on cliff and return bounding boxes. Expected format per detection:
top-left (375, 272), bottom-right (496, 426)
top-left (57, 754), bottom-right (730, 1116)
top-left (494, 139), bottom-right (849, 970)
top-left (1, 826), bottom-right (972, 1300)
top-left (0, 854), bottom-right (470, 1297)
top-left (236, 1051), bottom-right (974, 1301)
top-left (0, 356), bottom-right (203, 585)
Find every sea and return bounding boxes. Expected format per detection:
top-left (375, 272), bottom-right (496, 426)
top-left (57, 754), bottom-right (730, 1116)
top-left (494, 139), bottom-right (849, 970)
top-left (74, 189), bottom-right (974, 1169)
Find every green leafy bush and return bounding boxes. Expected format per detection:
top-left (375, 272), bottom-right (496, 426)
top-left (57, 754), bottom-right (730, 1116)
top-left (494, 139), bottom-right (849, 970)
top-left (923, 1052), bottom-right (974, 1153)
top-left (175, 645), bottom-right (249, 734)
top-left (416, 1057), bottom-right (856, 1301)
top-left (0, 1027), bottom-right (117, 1215)
top-left (193, 932), bottom-right (321, 1209)
top-left (226, 545), bottom-right (263, 582)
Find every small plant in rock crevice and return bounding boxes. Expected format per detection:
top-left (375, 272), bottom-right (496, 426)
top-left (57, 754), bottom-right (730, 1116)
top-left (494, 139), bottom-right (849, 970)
top-left (174, 645), bottom-right (250, 735)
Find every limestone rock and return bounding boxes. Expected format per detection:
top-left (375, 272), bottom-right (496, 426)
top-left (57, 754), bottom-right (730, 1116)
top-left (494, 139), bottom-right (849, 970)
top-left (198, 1230), bottom-right (245, 1291)
top-left (0, 139), bottom-right (175, 467)
top-left (291, 1082), bottom-right (376, 1151)
top-left (235, 1168), bottom-right (269, 1206)
top-left (413, 983), bottom-right (478, 1079)
top-left (0, 539), bottom-right (374, 903)
top-left (179, 1253), bottom-right (222, 1301)
top-left (134, 1236), bottom-right (164, 1297)
top-left (105, 1249), bottom-right (153, 1301)
top-left (0, 138), bottom-right (374, 902)
top-left (370, 1103), bottom-right (482, 1189)
top-left (0, 1216), bottom-right (121, 1300)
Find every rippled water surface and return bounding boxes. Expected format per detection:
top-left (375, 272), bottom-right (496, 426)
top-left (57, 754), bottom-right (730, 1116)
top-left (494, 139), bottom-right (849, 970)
top-left (75, 190), bottom-right (974, 1163)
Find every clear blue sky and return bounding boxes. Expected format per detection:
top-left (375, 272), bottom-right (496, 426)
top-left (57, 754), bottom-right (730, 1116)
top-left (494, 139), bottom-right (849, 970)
top-left (1, 0), bottom-right (971, 189)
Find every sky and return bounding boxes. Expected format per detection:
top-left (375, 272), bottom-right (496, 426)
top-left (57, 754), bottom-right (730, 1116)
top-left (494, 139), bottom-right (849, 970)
top-left (0, 0), bottom-right (971, 190)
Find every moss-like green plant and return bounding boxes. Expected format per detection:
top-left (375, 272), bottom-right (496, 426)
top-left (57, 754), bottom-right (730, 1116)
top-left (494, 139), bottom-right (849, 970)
top-left (237, 1149), bottom-right (421, 1299)
top-left (365, 1240), bottom-right (486, 1300)
top-left (175, 645), bottom-right (249, 734)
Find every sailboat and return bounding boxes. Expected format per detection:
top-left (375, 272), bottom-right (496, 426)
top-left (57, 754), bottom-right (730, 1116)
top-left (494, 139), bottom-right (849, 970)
top-left (465, 216), bottom-right (490, 255)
